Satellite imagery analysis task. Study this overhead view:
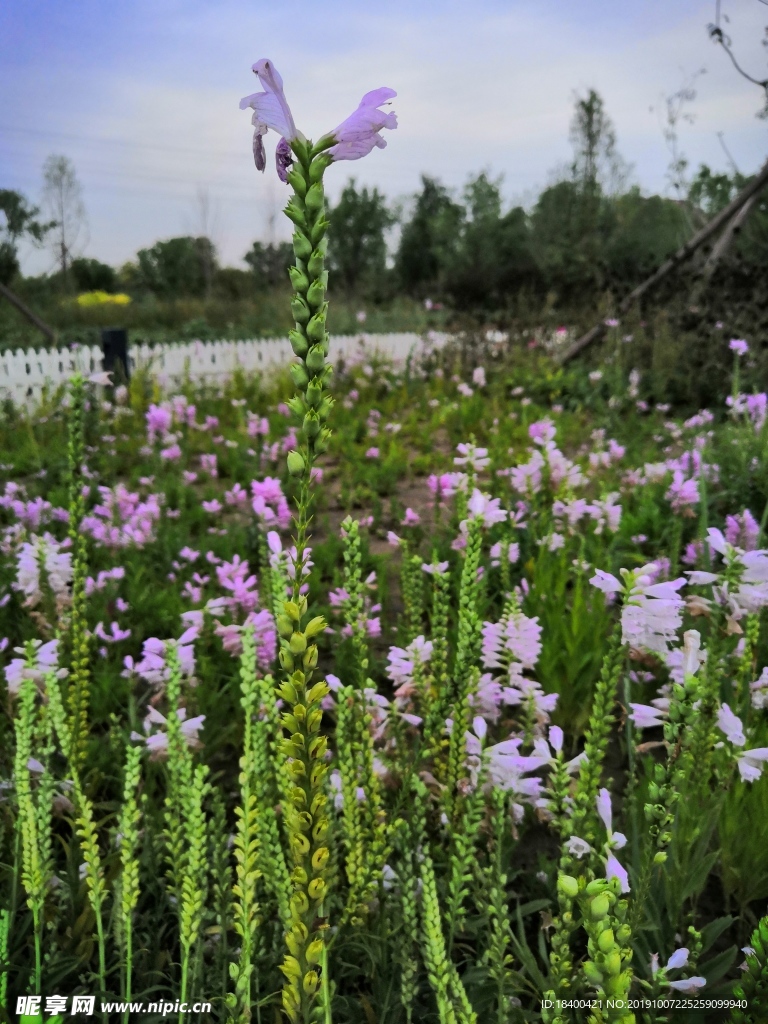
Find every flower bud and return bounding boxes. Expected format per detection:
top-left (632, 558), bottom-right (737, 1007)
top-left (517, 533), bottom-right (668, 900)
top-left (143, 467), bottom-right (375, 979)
top-left (309, 153), bottom-right (332, 182)
top-left (312, 817), bottom-right (329, 841)
top-left (313, 428), bottom-right (332, 454)
top-left (306, 344), bottom-right (326, 372)
top-left (279, 648), bottom-right (295, 671)
top-left (277, 615), bottom-right (294, 637)
top-left (284, 197), bottom-right (307, 230)
top-left (310, 216), bottom-right (329, 246)
top-left (303, 410), bottom-right (321, 438)
top-left (289, 632), bottom-right (308, 655)
top-left (306, 938), bottom-right (324, 965)
top-left (312, 847), bottom-right (330, 871)
top-left (590, 894), bottom-right (611, 920)
top-left (303, 645), bottom-right (319, 670)
top-left (286, 169), bottom-right (307, 197)
top-left (305, 183), bottom-right (324, 214)
top-left (306, 309), bottom-right (327, 343)
top-left (289, 266), bottom-right (310, 292)
top-left (557, 874), bottom-right (579, 899)
top-left (284, 601), bottom-right (301, 621)
top-left (289, 363), bottom-right (309, 389)
top-left (308, 735), bottom-right (328, 761)
top-left (288, 329), bottom-right (309, 357)
top-left (287, 451), bottom-right (306, 477)
top-left (290, 890), bottom-right (310, 915)
top-left (290, 833), bottom-right (310, 857)
top-left (292, 231), bottom-right (313, 261)
top-left (305, 616), bottom-right (326, 638)
top-left (583, 961), bottom-right (603, 986)
top-left (290, 295), bottom-right (311, 324)
top-left (653, 851), bottom-right (668, 865)
top-left (287, 394), bottom-right (307, 417)
top-left (281, 955), bottom-right (302, 980)
top-left (290, 866), bottom-right (308, 884)
top-left (307, 248), bottom-right (324, 278)
top-left (604, 951), bottom-right (622, 976)
top-left (305, 380), bottom-right (323, 408)
top-left (308, 877), bottom-right (326, 900)
top-left (302, 971), bottom-right (319, 996)
top-left (306, 278), bottom-right (325, 309)
top-left (597, 928), bottom-right (615, 953)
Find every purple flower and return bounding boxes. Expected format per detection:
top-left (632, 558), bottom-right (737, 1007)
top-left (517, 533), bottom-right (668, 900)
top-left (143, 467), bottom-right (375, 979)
top-left (566, 836), bottom-right (592, 859)
top-left (597, 788), bottom-right (627, 849)
top-left (239, 59), bottom-right (301, 172)
top-left (738, 747), bottom-right (768, 782)
top-left (630, 702), bottom-right (666, 730)
top-left (422, 561), bottom-right (449, 577)
top-left (605, 853), bottom-right (630, 893)
top-left (324, 87), bottom-right (398, 162)
top-left (275, 136), bottom-right (294, 182)
top-left (729, 338), bottom-right (749, 356)
top-left (717, 703), bottom-right (746, 746)
top-left (665, 948), bottom-right (690, 971)
top-left (668, 977), bottom-right (706, 992)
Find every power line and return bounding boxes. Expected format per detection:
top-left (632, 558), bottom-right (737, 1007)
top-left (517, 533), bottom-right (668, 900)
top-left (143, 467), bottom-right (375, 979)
top-left (0, 122), bottom-right (248, 161)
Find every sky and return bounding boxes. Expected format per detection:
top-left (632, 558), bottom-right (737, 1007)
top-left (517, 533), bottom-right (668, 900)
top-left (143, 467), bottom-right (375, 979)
top-left (1, 0), bottom-right (766, 275)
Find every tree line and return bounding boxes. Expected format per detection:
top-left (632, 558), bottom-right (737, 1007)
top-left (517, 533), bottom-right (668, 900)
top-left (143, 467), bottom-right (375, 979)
top-left (2, 91), bottom-right (766, 315)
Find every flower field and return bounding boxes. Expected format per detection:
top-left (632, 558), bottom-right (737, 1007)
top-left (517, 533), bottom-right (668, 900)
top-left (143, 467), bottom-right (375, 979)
top-left (1, 325), bottom-right (768, 1023)
top-left (2, 59), bottom-right (768, 1024)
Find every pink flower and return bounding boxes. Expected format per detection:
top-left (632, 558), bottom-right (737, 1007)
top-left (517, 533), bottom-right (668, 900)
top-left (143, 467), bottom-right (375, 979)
top-left (326, 87), bottom-right (398, 162)
top-left (146, 403), bottom-right (172, 441)
top-left (717, 703), bottom-right (746, 746)
top-left (605, 853), bottom-right (630, 893)
top-left (729, 338), bottom-right (749, 356)
top-left (422, 561), bottom-right (449, 576)
top-left (455, 442), bottom-right (490, 473)
top-left (463, 489), bottom-right (507, 530)
top-left (160, 443), bottom-right (182, 462)
top-left (365, 447), bottom-right (379, 459)
top-left (738, 747), bottom-right (768, 782)
top-left (630, 702), bottom-right (667, 729)
top-left (202, 499), bottom-right (222, 514)
top-left (666, 471), bottom-right (699, 512)
top-left (667, 977), bottom-right (706, 992)
top-left (401, 508), bottom-right (421, 526)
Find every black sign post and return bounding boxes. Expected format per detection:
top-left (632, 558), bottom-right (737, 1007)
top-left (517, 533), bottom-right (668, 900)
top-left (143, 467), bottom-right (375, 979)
top-left (101, 328), bottom-right (130, 383)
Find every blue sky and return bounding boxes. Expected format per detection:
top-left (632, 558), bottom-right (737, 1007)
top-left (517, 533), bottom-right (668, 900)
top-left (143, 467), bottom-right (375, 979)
top-left (2, 0), bottom-right (766, 273)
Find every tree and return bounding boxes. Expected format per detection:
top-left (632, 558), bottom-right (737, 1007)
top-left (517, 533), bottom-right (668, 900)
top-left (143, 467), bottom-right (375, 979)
top-left (71, 257), bottom-right (117, 293)
top-left (708, 1), bottom-right (768, 118)
top-left (394, 176), bottom-right (463, 295)
top-left (570, 89), bottom-right (628, 197)
top-left (243, 241), bottom-right (293, 289)
top-left (327, 179), bottom-right (394, 293)
top-left (0, 189), bottom-right (53, 285)
top-left (41, 155), bottom-right (87, 286)
top-left (136, 236), bottom-right (218, 296)
top-left (528, 90), bottom-right (626, 302)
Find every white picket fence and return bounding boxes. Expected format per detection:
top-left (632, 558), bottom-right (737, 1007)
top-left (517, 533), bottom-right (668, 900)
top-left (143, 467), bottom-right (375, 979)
top-left (0, 332), bottom-right (449, 407)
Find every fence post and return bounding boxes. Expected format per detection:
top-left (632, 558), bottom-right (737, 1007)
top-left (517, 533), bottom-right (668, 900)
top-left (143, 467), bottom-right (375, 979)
top-left (101, 328), bottom-right (130, 382)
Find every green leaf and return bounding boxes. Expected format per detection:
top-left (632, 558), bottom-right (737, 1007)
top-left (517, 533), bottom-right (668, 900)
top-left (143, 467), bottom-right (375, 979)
top-left (517, 898), bottom-right (551, 917)
top-left (699, 915), bottom-right (734, 954)
top-left (680, 850), bottom-right (720, 902)
top-left (700, 944), bottom-right (737, 985)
